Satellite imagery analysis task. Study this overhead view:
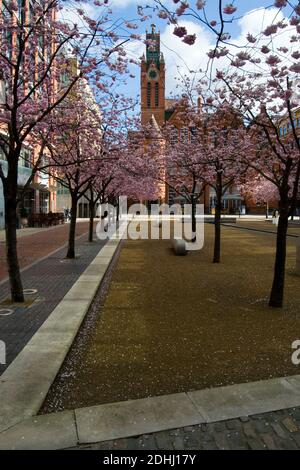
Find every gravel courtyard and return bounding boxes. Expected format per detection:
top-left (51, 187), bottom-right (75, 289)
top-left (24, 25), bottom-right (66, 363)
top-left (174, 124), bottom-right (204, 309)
top-left (42, 222), bottom-right (300, 412)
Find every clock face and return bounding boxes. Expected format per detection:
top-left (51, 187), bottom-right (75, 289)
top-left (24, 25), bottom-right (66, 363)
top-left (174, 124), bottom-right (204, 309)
top-left (148, 70), bottom-right (158, 80)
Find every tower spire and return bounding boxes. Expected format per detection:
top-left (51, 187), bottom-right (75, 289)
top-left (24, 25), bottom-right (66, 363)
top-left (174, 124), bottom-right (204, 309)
top-left (141, 26), bottom-right (165, 126)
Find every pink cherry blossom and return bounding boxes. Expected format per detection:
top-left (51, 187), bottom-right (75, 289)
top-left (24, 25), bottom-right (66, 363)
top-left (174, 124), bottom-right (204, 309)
top-left (274, 0), bottom-right (287, 8)
top-left (183, 34), bottom-right (196, 45)
top-left (173, 26), bottom-right (187, 38)
top-left (223, 4), bottom-right (237, 15)
top-left (196, 0), bottom-right (206, 9)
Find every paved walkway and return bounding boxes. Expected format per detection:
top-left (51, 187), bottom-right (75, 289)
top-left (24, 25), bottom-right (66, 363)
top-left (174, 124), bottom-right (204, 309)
top-left (0, 221), bottom-right (90, 282)
top-left (0, 226), bottom-right (64, 243)
top-left (0, 222), bottom-right (107, 375)
top-left (73, 407), bottom-right (300, 450)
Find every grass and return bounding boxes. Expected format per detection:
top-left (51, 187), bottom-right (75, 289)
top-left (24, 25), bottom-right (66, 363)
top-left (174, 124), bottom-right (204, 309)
top-left (42, 222), bottom-right (300, 412)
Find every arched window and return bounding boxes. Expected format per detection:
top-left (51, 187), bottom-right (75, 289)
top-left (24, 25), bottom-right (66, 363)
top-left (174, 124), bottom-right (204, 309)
top-left (147, 82), bottom-right (151, 108)
top-left (155, 82), bottom-right (159, 107)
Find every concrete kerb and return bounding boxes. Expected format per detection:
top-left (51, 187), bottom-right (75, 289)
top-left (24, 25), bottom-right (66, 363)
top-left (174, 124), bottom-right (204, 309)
top-left (2, 374), bottom-right (300, 449)
top-left (0, 411), bottom-right (78, 450)
top-left (0, 226), bottom-right (126, 435)
top-left (188, 376), bottom-right (300, 423)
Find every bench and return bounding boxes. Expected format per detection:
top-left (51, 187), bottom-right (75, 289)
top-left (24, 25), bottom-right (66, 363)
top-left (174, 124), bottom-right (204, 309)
top-left (29, 213), bottom-right (65, 228)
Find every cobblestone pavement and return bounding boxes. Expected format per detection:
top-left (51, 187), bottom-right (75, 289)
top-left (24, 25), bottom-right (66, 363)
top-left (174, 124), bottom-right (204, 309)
top-left (72, 407), bottom-right (300, 450)
top-left (0, 222), bottom-right (90, 281)
top-left (0, 224), bottom-right (107, 375)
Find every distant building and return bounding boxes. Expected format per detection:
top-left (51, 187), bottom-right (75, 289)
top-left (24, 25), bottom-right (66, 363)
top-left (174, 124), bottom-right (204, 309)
top-left (0, 0), bottom-right (57, 229)
top-left (278, 106), bottom-right (300, 141)
top-left (140, 25), bottom-right (245, 214)
top-left (55, 74), bottom-right (102, 218)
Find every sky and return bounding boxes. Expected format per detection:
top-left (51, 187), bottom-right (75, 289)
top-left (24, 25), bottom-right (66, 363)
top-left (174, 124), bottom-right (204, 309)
top-left (107, 1), bottom-right (293, 99)
top-left (62, 1), bottom-right (296, 109)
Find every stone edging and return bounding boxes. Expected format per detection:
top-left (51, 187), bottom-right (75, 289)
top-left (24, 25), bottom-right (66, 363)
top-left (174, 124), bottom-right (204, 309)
top-left (1, 375), bottom-right (300, 449)
top-left (0, 222), bottom-right (127, 436)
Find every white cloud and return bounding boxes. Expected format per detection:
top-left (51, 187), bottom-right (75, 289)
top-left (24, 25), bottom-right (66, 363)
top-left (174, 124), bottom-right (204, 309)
top-left (156, 7), bottom-right (297, 96)
top-left (110, 0), bottom-right (174, 10)
top-left (111, 0), bottom-right (138, 7)
top-left (58, 2), bottom-right (99, 28)
top-left (58, 3), bottom-right (299, 104)
top-left (160, 21), bottom-right (213, 95)
top-left (238, 7), bottom-right (284, 37)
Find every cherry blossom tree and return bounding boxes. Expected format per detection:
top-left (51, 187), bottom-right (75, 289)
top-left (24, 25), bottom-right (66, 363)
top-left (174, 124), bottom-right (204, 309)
top-left (215, 65), bottom-right (300, 307)
top-left (242, 173), bottom-right (280, 218)
top-left (0, 0), bottom-right (138, 301)
top-left (83, 91), bottom-right (159, 241)
top-left (160, 116), bottom-right (207, 242)
top-left (149, 0), bottom-right (300, 307)
top-left (44, 82), bottom-right (103, 258)
top-left (200, 103), bottom-right (249, 263)
top-left (159, 100), bottom-right (248, 259)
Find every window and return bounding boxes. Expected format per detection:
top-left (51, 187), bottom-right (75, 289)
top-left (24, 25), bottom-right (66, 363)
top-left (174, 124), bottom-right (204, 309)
top-left (169, 126), bottom-right (179, 145)
top-left (39, 155), bottom-right (49, 185)
top-left (17, 0), bottom-right (25, 23)
top-left (180, 127), bottom-right (189, 144)
top-left (57, 181), bottom-right (69, 195)
top-left (147, 82), bottom-right (151, 108)
top-left (19, 149), bottom-right (32, 168)
top-left (155, 82), bottom-right (159, 107)
top-left (1, 2), bottom-right (13, 56)
top-left (190, 127), bottom-right (198, 143)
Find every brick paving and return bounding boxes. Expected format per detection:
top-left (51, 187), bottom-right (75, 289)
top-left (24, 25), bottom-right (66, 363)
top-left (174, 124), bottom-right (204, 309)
top-left (0, 222), bottom-right (107, 375)
top-left (72, 407), bottom-right (300, 450)
top-left (0, 222), bottom-right (91, 281)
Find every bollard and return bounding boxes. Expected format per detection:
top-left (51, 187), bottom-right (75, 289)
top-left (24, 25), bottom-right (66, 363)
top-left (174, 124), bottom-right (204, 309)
top-left (172, 238), bottom-right (187, 256)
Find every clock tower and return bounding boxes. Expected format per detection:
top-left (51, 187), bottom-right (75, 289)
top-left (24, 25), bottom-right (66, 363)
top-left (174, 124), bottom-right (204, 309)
top-left (141, 25), bottom-right (166, 126)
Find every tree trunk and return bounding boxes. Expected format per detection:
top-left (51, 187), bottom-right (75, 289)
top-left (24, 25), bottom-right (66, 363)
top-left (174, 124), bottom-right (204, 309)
top-left (116, 198), bottom-right (120, 222)
top-left (213, 185), bottom-right (222, 264)
top-left (269, 213), bottom-right (289, 308)
top-left (66, 195), bottom-right (78, 259)
top-left (88, 200), bottom-right (95, 242)
top-left (4, 177), bottom-right (24, 302)
top-left (266, 202), bottom-right (269, 219)
top-left (3, 150), bottom-right (24, 302)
